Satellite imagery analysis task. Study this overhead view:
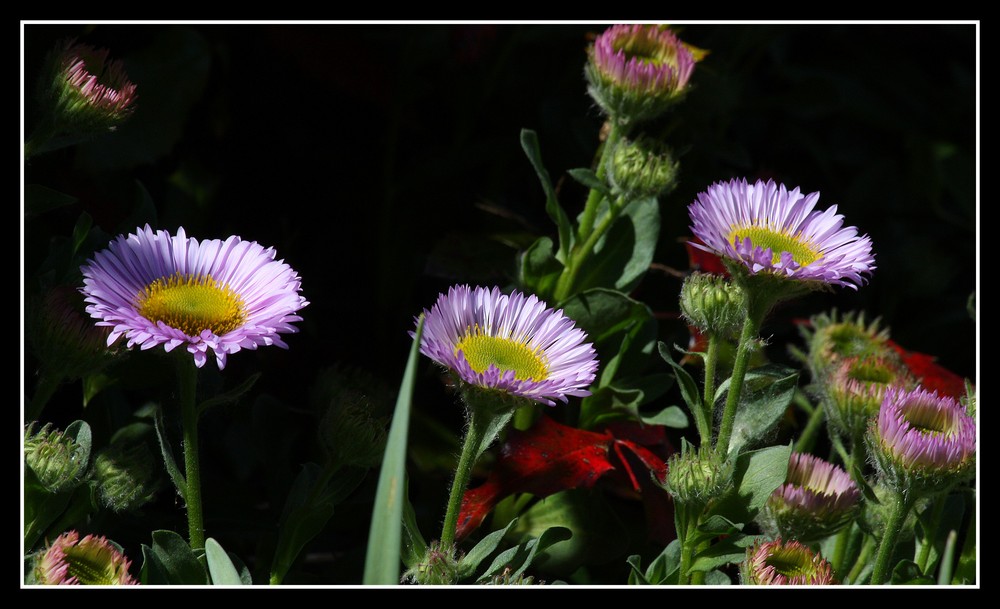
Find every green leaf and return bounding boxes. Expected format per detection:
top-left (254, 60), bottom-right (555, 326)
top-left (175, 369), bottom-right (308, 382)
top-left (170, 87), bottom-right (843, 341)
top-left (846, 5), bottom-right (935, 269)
top-left (626, 555), bottom-right (649, 585)
top-left (71, 212), bottom-right (93, 256)
top-left (23, 468), bottom-right (73, 550)
top-left (197, 372), bottom-right (261, 415)
top-left (205, 538), bottom-right (244, 585)
top-left (567, 167), bottom-right (610, 195)
top-left (477, 526), bottom-right (573, 582)
top-left (25, 184), bottom-right (77, 216)
top-left (704, 569), bottom-right (732, 585)
top-left (153, 403), bottom-right (187, 501)
top-left (938, 530), bottom-right (959, 586)
top-left (641, 406), bottom-right (689, 428)
top-left (363, 317), bottom-right (424, 585)
top-left (82, 372), bottom-right (116, 407)
top-left (271, 463), bottom-right (366, 584)
top-left (646, 539), bottom-right (682, 584)
top-left (725, 365), bottom-right (800, 454)
top-left (562, 288), bottom-right (656, 382)
top-left (520, 129), bottom-right (574, 262)
top-left (64, 420), bottom-right (93, 470)
top-left (519, 236), bottom-right (564, 301)
top-left (953, 501), bottom-right (976, 584)
top-left (457, 517), bottom-right (520, 580)
top-left (690, 533), bottom-right (760, 572)
top-left (573, 196), bottom-right (660, 294)
top-left (709, 444), bottom-right (793, 525)
top-left (142, 530), bottom-right (209, 585)
top-left (914, 493), bottom-right (966, 576)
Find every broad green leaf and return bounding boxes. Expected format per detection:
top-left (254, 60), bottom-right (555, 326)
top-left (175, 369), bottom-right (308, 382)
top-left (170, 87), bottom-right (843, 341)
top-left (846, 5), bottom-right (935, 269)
top-left (562, 288), bottom-right (655, 382)
top-left (205, 538), bottom-right (244, 585)
top-left (690, 533), bottom-right (760, 572)
top-left (573, 196), bottom-right (659, 294)
top-left (456, 517), bottom-right (520, 580)
top-left (709, 444), bottom-right (793, 525)
top-left (726, 365), bottom-right (799, 454)
top-left (477, 526), bottom-right (572, 582)
top-left (142, 530), bottom-right (208, 585)
top-left (645, 539), bottom-right (681, 584)
top-left (518, 236), bottom-right (563, 302)
top-left (626, 555), bottom-right (649, 585)
top-left (891, 559), bottom-right (934, 585)
top-left (64, 420), bottom-right (93, 469)
top-left (704, 569), bottom-right (732, 585)
top-left (363, 317), bottom-right (424, 584)
top-left (520, 129), bottom-right (574, 262)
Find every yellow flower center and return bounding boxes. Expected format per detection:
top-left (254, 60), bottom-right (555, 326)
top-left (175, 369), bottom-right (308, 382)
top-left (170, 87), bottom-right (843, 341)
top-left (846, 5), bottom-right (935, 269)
top-left (902, 403), bottom-right (956, 438)
top-left (728, 226), bottom-right (821, 267)
top-left (454, 326), bottom-right (549, 381)
top-left (136, 273), bottom-right (246, 337)
top-left (613, 32), bottom-right (677, 68)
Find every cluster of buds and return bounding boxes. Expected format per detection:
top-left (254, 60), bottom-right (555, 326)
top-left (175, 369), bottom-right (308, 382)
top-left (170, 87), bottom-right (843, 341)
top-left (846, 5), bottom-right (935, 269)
top-left (32, 531), bottom-right (137, 585)
top-left (740, 538), bottom-right (835, 585)
top-left (758, 452), bottom-right (860, 541)
top-left (585, 24), bottom-right (696, 125)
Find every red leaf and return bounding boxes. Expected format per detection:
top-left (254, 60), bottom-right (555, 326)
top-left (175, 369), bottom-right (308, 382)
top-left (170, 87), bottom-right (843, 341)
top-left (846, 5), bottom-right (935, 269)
top-left (887, 340), bottom-right (968, 400)
top-left (456, 416), bottom-right (674, 542)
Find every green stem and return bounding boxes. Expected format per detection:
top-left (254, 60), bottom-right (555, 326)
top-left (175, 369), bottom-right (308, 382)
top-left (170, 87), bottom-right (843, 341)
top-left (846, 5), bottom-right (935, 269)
top-left (553, 196), bottom-right (626, 303)
top-left (848, 431), bottom-right (867, 484)
top-left (699, 334), bottom-right (720, 445)
top-left (846, 534), bottom-right (876, 584)
top-left (439, 409), bottom-right (488, 550)
top-left (714, 306), bottom-right (765, 455)
top-left (689, 540), bottom-right (711, 585)
top-left (793, 395), bottom-right (826, 454)
top-left (871, 491), bottom-right (916, 585)
top-left (26, 370), bottom-right (64, 422)
top-left (177, 357), bottom-right (205, 551)
top-left (576, 122), bottom-right (621, 241)
top-left (831, 526), bottom-right (850, 577)
top-left (674, 505), bottom-right (700, 585)
top-left (678, 537), bottom-right (696, 586)
top-left (915, 495), bottom-right (946, 573)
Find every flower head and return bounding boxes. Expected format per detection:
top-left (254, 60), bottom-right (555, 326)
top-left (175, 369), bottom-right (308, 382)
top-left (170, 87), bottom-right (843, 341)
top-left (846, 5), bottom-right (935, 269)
top-left (585, 24), bottom-right (696, 123)
top-left (417, 285), bottom-right (598, 407)
top-left (741, 538), bottom-right (835, 585)
top-left (81, 225), bottom-right (307, 369)
top-left (34, 531), bottom-right (138, 585)
top-left (760, 452), bottom-right (861, 541)
top-left (869, 386), bottom-right (975, 493)
top-left (689, 178), bottom-right (875, 290)
top-left (41, 41), bottom-right (137, 134)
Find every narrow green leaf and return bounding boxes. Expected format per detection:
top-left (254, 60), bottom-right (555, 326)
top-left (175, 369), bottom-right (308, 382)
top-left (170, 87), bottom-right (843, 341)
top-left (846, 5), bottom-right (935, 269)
top-left (657, 342), bottom-right (703, 416)
top-left (197, 372), bottom-right (261, 415)
top-left (953, 501), bottom-right (976, 584)
top-left (205, 538), bottom-right (244, 585)
top-left (363, 317), bottom-right (424, 585)
top-left (938, 530), bottom-right (958, 586)
top-left (457, 517), bottom-right (520, 580)
top-left (25, 184), bottom-right (77, 216)
top-left (645, 539), bottom-right (681, 584)
top-left (626, 555), bottom-right (649, 585)
top-left (71, 212), bottom-right (93, 256)
top-left (401, 480), bottom-right (427, 569)
top-left (520, 129), bottom-right (574, 262)
top-left (149, 530), bottom-right (209, 585)
top-left (153, 404), bottom-right (187, 501)
top-left (477, 526), bottom-right (572, 582)
top-left (567, 167), bottom-right (610, 195)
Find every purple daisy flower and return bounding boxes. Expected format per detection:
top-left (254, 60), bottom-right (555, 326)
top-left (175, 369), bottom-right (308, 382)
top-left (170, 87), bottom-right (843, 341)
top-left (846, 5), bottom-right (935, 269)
top-left (871, 386), bottom-right (975, 489)
top-left (417, 285), bottom-right (598, 407)
top-left (81, 225), bottom-right (308, 370)
top-left (741, 538), bottom-right (836, 586)
top-left (762, 452), bottom-right (860, 541)
top-left (688, 178), bottom-right (875, 289)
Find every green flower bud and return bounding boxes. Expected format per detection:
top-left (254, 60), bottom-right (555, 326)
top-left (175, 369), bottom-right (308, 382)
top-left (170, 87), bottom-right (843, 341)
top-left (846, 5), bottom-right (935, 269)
top-left (679, 272), bottom-right (746, 339)
top-left (820, 355), bottom-right (915, 441)
top-left (315, 366), bottom-right (393, 469)
top-left (607, 135), bottom-right (679, 199)
top-left (24, 422), bottom-right (90, 493)
top-left (403, 542), bottom-right (461, 585)
top-left (665, 442), bottom-right (733, 508)
top-left (800, 310), bottom-right (892, 380)
top-left (94, 440), bottom-right (160, 512)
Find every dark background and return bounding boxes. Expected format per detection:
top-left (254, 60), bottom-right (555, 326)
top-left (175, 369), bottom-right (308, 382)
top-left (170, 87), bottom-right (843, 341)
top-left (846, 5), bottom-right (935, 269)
top-left (23, 24), bottom-right (976, 583)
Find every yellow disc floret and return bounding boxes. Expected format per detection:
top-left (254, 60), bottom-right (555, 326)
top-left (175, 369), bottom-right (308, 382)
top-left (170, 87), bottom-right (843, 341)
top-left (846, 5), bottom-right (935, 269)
top-left (455, 326), bottom-right (549, 381)
top-left (728, 226), bottom-right (821, 266)
top-left (137, 272), bottom-right (246, 337)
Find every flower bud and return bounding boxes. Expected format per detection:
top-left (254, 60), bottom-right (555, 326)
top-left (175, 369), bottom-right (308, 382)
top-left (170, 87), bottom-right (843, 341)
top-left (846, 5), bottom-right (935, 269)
top-left (679, 272), bottom-right (746, 339)
top-left (585, 24), bottom-right (696, 124)
top-left (740, 538), bottom-right (835, 585)
top-left (94, 440), bottom-right (160, 512)
top-left (800, 310), bottom-right (892, 379)
top-left (607, 135), bottom-right (679, 199)
top-left (24, 422), bottom-right (90, 493)
top-left (820, 355), bottom-right (915, 441)
top-left (33, 530), bottom-right (138, 585)
top-left (403, 541), bottom-right (461, 585)
top-left (315, 366), bottom-right (392, 469)
top-left (664, 442), bottom-right (733, 508)
top-left (758, 452), bottom-right (860, 541)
